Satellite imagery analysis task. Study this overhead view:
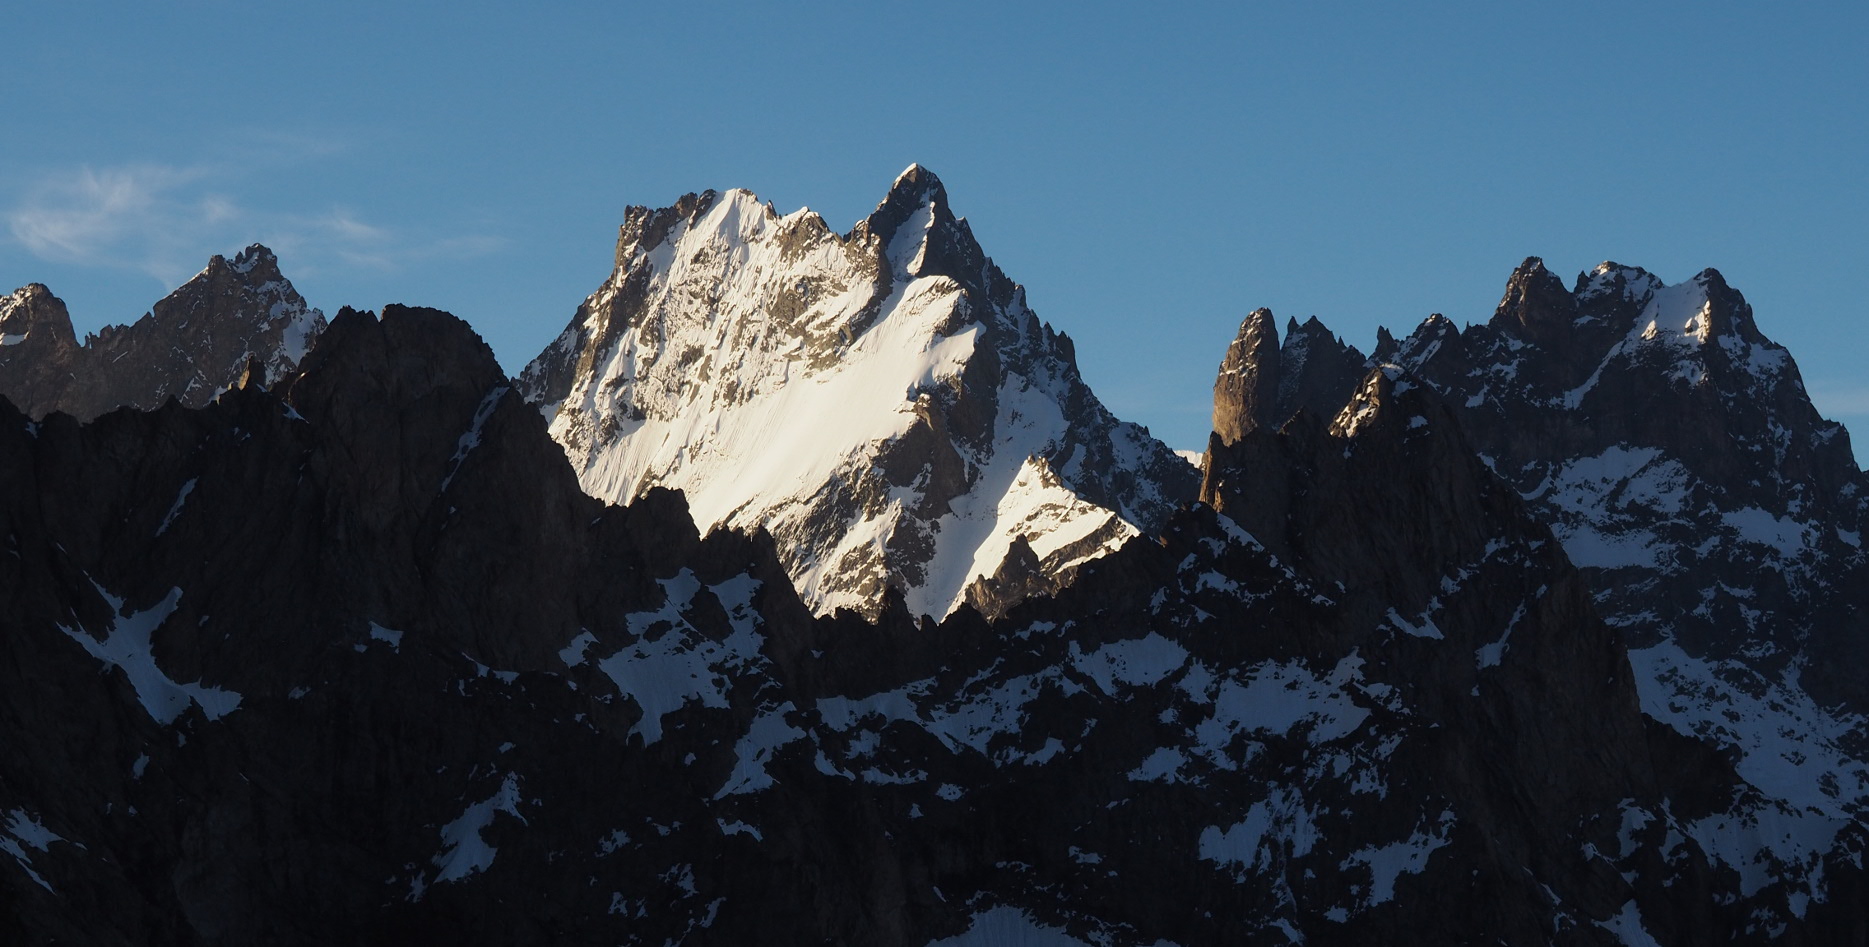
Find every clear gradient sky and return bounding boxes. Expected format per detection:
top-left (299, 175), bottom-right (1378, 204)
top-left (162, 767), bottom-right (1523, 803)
top-left (5, 2), bottom-right (1866, 457)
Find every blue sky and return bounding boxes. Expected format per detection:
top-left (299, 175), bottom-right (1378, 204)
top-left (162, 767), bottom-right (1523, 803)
top-left (5, 1), bottom-right (1866, 456)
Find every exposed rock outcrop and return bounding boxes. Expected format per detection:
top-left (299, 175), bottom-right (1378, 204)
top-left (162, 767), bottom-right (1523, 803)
top-left (0, 245), bottom-right (325, 423)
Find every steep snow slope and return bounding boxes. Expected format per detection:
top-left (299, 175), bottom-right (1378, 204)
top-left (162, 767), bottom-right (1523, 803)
top-left (521, 166), bottom-right (1196, 619)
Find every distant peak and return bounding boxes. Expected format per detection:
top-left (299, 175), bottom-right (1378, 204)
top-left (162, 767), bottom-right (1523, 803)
top-left (9, 282), bottom-right (56, 303)
top-left (198, 243), bottom-right (285, 285)
top-left (894, 162), bottom-right (939, 187)
top-left (1229, 308), bottom-right (1279, 353)
top-left (1211, 308), bottom-right (1283, 445)
top-left (1694, 267), bottom-right (1730, 291)
top-left (0, 282), bottom-right (76, 347)
top-left (1372, 325), bottom-right (1400, 362)
top-left (1329, 367), bottom-right (1401, 439)
top-left (230, 244), bottom-right (279, 276)
top-left (884, 163), bottom-right (948, 207)
top-left (858, 165), bottom-right (983, 284)
top-left (1493, 255), bottom-right (1576, 341)
top-left (1582, 260), bottom-right (1652, 282)
top-left (1574, 261), bottom-right (1660, 300)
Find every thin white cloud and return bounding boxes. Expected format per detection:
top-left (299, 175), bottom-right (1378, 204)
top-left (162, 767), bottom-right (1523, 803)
top-left (5, 157), bottom-right (502, 288)
top-left (7, 165), bottom-right (228, 283)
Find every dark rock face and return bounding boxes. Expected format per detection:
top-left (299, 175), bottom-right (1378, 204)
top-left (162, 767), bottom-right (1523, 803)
top-left (0, 284), bottom-right (82, 417)
top-left (1278, 315), bottom-right (1371, 427)
top-left (0, 245), bottom-right (326, 423)
top-left (1211, 308), bottom-right (1281, 444)
top-left (1215, 257), bottom-right (1869, 936)
top-left (1, 298), bottom-right (1803, 944)
top-left (1388, 269), bottom-right (1869, 937)
top-left (0, 305), bottom-right (791, 943)
top-left (1209, 309), bottom-right (1367, 447)
top-left (1195, 364), bottom-right (1749, 943)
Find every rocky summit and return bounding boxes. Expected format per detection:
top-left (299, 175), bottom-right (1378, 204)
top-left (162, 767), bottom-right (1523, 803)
top-left (520, 166), bottom-right (1198, 621)
top-left (1, 173), bottom-right (1867, 945)
top-left (0, 245), bottom-right (325, 422)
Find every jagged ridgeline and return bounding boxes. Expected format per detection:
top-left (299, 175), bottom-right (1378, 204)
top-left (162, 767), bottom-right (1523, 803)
top-left (1, 170), bottom-right (1867, 943)
top-left (0, 245), bottom-right (325, 421)
top-left (519, 166), bottom-right (1199, 621)
top-left (1205, 259), bottom-right (1869, 938)
top-left (0, 302), bottom-right (1769, 945)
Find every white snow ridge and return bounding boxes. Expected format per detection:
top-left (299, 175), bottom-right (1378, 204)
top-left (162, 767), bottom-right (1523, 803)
top-left (521, 166), bottom-right (1195, 619)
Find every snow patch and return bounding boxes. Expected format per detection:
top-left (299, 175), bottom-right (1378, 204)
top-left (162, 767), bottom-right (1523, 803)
top-left (1188, 655), bottom-right (1375, 765)
top-left (155, 479), bottom-right (197, 536)
top-left (1198, 787), bottom-right (1319, 876)
top-left (0, 810), bottom-right (64, 893)
top-left (1630, 641), bottom-right (1866, 896)
top-left (60, 586), bottom-right (242, 725)
top-left (714, 701), bottom-right (807, 798)
top-left (369, 622), bottom-right (405, 652)
top-left (925, 906), bottom-right (1105, 947)
top-left (1475, 604), bottom-right (1525, 670)
top-left (1594, 899), bottom-right (1663, 947)
top-left (1339, 811), bottom-right (1455, 907)
top-left (1070, 633), bottom-right (1189, 694)
top-left (441, 386), bottom-right (510, 492)
top-left (1721, 507), bottom-right (1814, 560)
top-left (592, 571), bottom-right (766, 744)
top-left (1385, 607), bottom-right (1443, 640)
top-left (429, 773), bottom-right (526, 888)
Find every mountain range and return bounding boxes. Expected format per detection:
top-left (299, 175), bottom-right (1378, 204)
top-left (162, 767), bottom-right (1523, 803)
top-left (1, 167), bottom-right (1864, 945)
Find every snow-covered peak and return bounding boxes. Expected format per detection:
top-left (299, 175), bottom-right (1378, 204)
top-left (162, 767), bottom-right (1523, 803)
top-left (523, 168), bottom-right (1197, 619)
top-left (1574, 262), bottom-right (1664, 312)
